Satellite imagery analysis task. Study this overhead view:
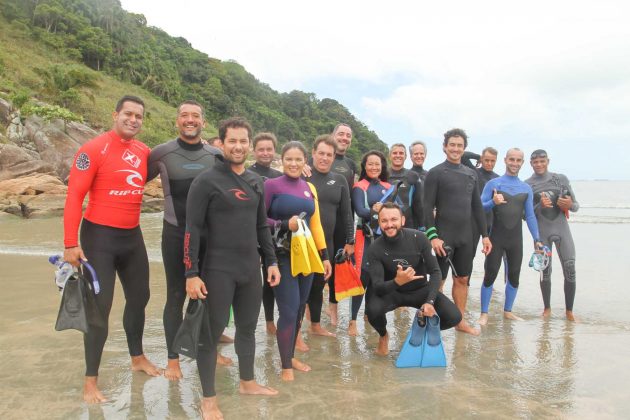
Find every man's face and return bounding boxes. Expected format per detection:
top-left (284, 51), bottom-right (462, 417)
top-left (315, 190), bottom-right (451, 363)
top-left (378, 207), bottom-right (405, 238)
top-left (443, 136), bottom-right (465, 163)
top-left (222, 127), bottom-right (250, 165)
top-left (333, 125), bottom-right (352, 154)
top-left (530, 156), bottom-right (549, 175)
top-left (480, 152), bottom-right (497, 172)
top-left (113, 101), bottom-right (144, 140)
top-left (504, 150), bottom-right (524, 176)
top-left (411, 144), bottom-right (426, 166)
top-left (176, 104), bottom-right (205, 142)
top-left (389, 146), bottom-right (406, 170)
top-left (253, 139), bottom-right (275, 167)
top-left (365, 154), bottom-right (382, 179)
top-left (312, 142), bottom-right (335, 173)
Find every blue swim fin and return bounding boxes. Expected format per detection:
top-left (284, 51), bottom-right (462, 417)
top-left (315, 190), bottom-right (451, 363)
top-left (420, 315), bottom-right (447, 367)
top-left (395, 310), bottom-right (426, 368)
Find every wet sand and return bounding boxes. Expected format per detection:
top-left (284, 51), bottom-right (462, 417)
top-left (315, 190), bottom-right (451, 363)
top-left (1, 181), bottom-right (630, 418)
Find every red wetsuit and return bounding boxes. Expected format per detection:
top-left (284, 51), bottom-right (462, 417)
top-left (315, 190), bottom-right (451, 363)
top-left (63, 130), bottom-right (150, 247)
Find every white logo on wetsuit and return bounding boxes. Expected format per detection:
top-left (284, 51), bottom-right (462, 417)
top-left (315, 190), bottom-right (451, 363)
top-left (109, 169), bottom-right (144, 195)
top-left (327, 180), bottom-right (336, 185)
top-left (393, 258), bottom-right (411, 268)
top-left (304, 191), bottom-right (311, 197)
top-left (122, 150), bottom-right (141, 168)
top-left (75, 153), bottom-right (90, 170)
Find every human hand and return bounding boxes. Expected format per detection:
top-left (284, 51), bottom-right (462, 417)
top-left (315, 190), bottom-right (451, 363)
top-left (431, 238), bottom-right (446, 257)
top-left (267, 265), bottom-right (281, 287)
top-left (394, 264), bottom-right (423, 285)
top-left (64, 246), bottom-right (86, 267)
top-left (493, 189), bottom-right (506, 205)
top-left (186, 276), bottom-right (207, 299)
top-left (482, 237), bottom-right (492, 255)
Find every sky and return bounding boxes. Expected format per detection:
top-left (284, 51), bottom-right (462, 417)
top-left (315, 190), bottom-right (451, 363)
top-left (120, 0), bottom-right (630, 180)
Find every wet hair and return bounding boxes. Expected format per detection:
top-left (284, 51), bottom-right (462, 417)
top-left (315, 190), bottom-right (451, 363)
top-left (389, 143), bottom-right (407, 155)
top-left (218, 117), bottom-right (252, 142)
top-left (378, 201), bottom-right (403, 216)
top-left (115, 95), bottom-right (145, 113)
top-left (332, 123), bottom-right (352, 136)
top-left (481, 146), bottom-right (498, 157)
top-left (280, 140), bottom-right (307, 159)
top-left (409, 140), bottom-right (427, 156)
top-left (177, 99), bottom-right (204, 117)
top-left (313, 134), bottom-right (337, 153)
top-left (443, 128), bottom-right (468, 148)
top-left (253, 132), bottom-right (278, 149)
top-left (359, 150), bottom-right (389, 182)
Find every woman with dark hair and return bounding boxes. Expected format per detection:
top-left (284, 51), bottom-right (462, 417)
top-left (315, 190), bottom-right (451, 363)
top-left (349, 150), bottom-right (400, 336)
top-left (264, 141), bottom-right (332, 381)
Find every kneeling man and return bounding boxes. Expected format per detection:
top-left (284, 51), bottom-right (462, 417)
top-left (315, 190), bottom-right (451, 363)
top-left (366, 203), bottom-right (462, 355)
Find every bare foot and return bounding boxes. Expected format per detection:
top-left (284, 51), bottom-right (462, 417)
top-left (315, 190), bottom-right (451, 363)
top-left (310, 323), bottom-right (336, 337)
top-left (164, 358), bottom-right (183, 381)
top-left (375, 332), bottom-right (389, 356)
top-left (478, 313), bottom-right (489, 326)
top-left (219, 334), bottom-right (234, 343)
top-left (566, 310), bottom-right (577, 322)
top-left (542, 308), bottom-right (552, 318)
top-left (305, 305), bottom-right (311, 322)
top-left (83, 376), bottom-right (107, 403)
top-left (504, 311), bottom-right (524, 321)
top-left (266, 321), bottom-right (277, 334)
top-left (200, 396), bottom-right (223, 420)
top-left (131, 354), bottom-right (162, 376)
top-left (239, 380), bottom-right (279, 396)
top-left (292, 358), bottom-right (311, 372)
top-left (348, 320), bottom-right (358, 336)
top-left (295, 332), bottom-right (310, 352)
top-left (216, 353), bottom-right (233, 366)
top-left (455, 320), bottom-right (481, 336)
top-left (281, 368), bottom-right (294, 381)
top-left (328, 303), bottom-right (338, 326)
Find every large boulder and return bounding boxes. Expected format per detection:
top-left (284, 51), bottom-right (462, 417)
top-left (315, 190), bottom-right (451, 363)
top-left (0, 98), bottom-right (11, 125)
top-left (0, 144), bottom-right (55, 181)
top-left (18, 193), bottom-right (67, 218)
top-left (0, 173), bottom-right (66, 195)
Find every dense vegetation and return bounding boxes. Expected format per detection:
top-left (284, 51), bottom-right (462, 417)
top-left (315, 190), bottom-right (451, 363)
top-left (0, 0), bottom-right (386, 159)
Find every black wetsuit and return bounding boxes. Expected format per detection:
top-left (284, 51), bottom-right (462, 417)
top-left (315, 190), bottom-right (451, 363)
top-left (148, 138), bottom-right (221, 360)
top-left (305, 168), bottom-right (354, 323)
top-left (424, 160), bottom-right (488, 279)
top-left (247, 162), bottom-right (282, 324)
top-left (473, 168), bottom-right (499, 251)
top-left (411, 164), bottom-right (428, 181)
top-left (365, 228), bottom-right (462, 336)
top-left (388, 168), bottom-right (424, 230)
top-left (183, 157), bottom-right (276, 398)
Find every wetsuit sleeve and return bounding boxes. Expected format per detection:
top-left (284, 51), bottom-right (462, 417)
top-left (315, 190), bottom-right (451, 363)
top-left (63, 143), bottom-right (101, 248)
top-left (184, 174), bottom-right (212, 278)
top-left (264, 179), bottom-right (285, 231)
top-left (471, 178), bottom-right (488, 237)
top-left (524, 186), bottom-right (540, 241)
top-left (307, 183), bottom-right (329, 260)
top-left (423, 170), bottom-right (439, 239)
top-left (561, 175), bottom-right (579, 212)
top-left (352, 185), bottom-right (371, 219)
top-left (481, 179), bottom-right (496, 212)
top-left (410, 176), bottom-right (424, 229)
top-left (367, 241), bottom-right (399, 296)
top-left (257, 182), bottom-right (277, 266)
top-left (340, 180), bottom-right (355, 243)
top-left (147, 147), bottom-right (161, 181)
top-left (419, 234), bottom-right (442, 303)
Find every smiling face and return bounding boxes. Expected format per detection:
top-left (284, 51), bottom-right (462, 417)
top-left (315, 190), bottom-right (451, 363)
top-left (176, 103), bottom-right (205, 143)
top-left (410, 143), bottom-right (426, 166)
top-left (504, 149), bottom-right (524, 176)
top-left (531, 156), bottom-right (549, 175)
top-left (253, 139), bottom-right (276, 167)
top-left (222, 127), bottom-right (250, 165)
top-left (378, 206), bottom-right (405, 238)
top-left (333, 125), bottom-right (353, 155)
top-left (312, 141), bottom-right (335, 173)
top-left (112, 101), bottom-right (144, 140)
top-left (389, 146), bottom-right (406, 170)
top-left (365, 154), bottom-right (383, 180)
top-left (282, 147), bottom-right (306, 179)
top-left (443, 135), bottom-right (466, 164)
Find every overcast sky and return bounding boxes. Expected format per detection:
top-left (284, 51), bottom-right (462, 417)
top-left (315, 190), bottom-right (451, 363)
top-left (121, 0), bottom-right (629, 180)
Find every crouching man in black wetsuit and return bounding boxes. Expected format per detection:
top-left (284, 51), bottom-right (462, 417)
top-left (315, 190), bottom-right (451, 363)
top-left (184, 117), bottom-right (281, 419)
top-left (365, 203), bottom-right (462, 356)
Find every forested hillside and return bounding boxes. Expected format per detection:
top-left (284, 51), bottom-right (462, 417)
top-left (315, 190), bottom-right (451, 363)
top-left (0, 0), bottom-right (386, 159)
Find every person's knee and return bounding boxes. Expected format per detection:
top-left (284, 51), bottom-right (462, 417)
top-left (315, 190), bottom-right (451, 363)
top-left (563, 259), bottom-right (576, 283)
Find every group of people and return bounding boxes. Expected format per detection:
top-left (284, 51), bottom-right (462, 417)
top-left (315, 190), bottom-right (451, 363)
top-left (62, 95), bottom-right (579, 419)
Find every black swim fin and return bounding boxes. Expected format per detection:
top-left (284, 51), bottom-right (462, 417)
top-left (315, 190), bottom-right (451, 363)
top-left (55, 273), bottom-right (88, 333)
top-left (172, 299), bottom-right (210, 359)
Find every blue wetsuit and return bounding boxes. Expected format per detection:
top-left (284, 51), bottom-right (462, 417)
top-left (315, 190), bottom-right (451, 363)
top-left (480, 175), bottom-right (539, 313)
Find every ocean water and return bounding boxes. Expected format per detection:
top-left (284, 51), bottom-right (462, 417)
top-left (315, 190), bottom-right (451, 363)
top-left (0, 180), bottom-right (628, 419)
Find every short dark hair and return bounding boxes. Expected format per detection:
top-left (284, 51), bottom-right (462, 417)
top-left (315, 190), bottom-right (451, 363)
top-left (443, 128), bottom-right (468, 148)
top-left (359, 150), bottom-right (389, 182)
top-left (378, 201), bottom-right (403, 216)
top-left (177, 99), bottom-right (204, 117)
top-left (313, 134), bottom-right (337, 153)
top-left (218, 117), bottom-right (252, 142)
top-left (253, 132), bottom-right (278, 149)
top-left (281, 140), bottom-right (307, 159)
top-left (208, 136), bottom-right (221, 146)
top-left (116, 95), bottom-right (145, 113)
top-left (481, 146), bottom-right (498, 156)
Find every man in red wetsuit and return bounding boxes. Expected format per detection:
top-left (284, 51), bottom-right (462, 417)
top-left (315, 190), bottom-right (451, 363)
top-left (63, 95), bottom-right (160, 403)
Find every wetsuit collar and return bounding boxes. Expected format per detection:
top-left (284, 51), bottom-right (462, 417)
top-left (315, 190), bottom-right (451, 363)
top-left (108, 130), bottom-right (134, 144)
top-left (177, 138), bottom-right (203, 151)
top-left (282, 174), bottom-right (301, 183)
top-left (443, 160), bottom-right (462, 169)
top-left (383, 227), bottom-right (404, 244)
top-left (412, 165), bottom-right (424, 172)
